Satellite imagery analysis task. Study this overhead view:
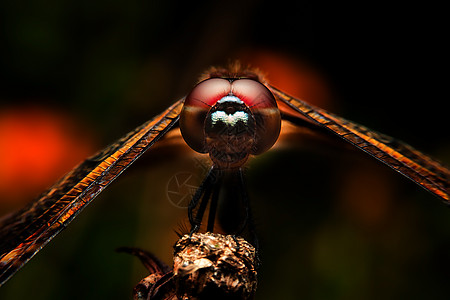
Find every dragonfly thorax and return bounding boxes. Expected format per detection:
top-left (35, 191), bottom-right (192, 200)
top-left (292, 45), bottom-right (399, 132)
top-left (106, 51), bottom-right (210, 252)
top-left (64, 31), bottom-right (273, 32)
top-left (180, 77), bottom-right (281, 169)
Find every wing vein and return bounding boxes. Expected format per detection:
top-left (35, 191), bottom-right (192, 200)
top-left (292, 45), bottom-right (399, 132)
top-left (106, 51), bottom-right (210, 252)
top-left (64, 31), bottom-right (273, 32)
top-left (0, 99), bottom-right (184, 286)
top-left (269, 85), bottom-right (449, 202)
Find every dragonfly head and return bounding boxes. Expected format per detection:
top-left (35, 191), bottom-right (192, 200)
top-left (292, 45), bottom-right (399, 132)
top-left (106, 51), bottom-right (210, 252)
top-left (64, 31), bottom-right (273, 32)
top-left (180, 77), bottom-right (281, 169)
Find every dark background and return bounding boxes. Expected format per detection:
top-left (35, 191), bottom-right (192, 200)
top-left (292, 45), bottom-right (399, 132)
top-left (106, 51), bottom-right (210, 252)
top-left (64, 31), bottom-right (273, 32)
top-left (0, 1), bottom-right (449, 299)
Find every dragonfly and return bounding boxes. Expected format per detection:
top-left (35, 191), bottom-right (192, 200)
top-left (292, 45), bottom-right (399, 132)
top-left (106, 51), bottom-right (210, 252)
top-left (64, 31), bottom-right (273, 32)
top-left (0, 63), bottom-right (449, 288)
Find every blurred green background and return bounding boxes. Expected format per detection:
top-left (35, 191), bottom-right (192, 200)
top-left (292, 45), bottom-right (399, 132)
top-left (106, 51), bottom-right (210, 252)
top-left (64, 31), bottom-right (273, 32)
top-left (0, 1), bottom-right (449, 299)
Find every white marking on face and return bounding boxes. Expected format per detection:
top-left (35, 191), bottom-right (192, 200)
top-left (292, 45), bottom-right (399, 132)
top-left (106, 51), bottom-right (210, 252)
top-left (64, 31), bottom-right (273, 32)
top-left (211, 111), bottom-right (248, 127)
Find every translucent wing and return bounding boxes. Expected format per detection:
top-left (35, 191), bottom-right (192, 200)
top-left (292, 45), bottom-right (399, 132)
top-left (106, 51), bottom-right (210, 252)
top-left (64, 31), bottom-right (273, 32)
top-left (0, 99), bottom-right (184, 286)
top-left (269, 85), bottom-right (450, 202)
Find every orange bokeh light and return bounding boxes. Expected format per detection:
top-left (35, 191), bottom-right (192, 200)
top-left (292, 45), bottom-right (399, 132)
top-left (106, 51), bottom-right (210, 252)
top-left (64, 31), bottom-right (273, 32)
top-left (237, 49), bottom-right (334, 110)
top-left (0, 105), bottom-right (96, 211)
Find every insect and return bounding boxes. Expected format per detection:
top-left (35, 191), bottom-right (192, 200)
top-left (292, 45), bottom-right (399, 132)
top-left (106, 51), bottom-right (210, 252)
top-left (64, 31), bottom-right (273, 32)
top-left (0, 63), bottom-right (449, 288)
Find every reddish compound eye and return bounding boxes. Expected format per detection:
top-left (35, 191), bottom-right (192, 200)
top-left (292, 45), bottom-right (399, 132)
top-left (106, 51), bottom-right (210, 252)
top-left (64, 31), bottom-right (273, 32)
top-left (180, 78), bottom-right (281, 169)
top-left (231, 79), bottom-right (281, 155)
top-left (180, 78), bottom-right (231, 153)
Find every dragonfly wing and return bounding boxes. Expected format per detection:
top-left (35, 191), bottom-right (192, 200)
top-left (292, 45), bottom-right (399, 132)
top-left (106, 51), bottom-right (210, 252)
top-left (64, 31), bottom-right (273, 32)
top-left (0, 98), bottom-right (184, 286)
top-left (269, 85), bottom-right (449, 202)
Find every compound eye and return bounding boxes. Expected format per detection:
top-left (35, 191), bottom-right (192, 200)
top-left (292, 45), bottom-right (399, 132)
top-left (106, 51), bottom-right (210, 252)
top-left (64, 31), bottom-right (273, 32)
top-left (180, 78), bottom-right (231, 153)
top-left (231, 79), bottom-right (281, 154)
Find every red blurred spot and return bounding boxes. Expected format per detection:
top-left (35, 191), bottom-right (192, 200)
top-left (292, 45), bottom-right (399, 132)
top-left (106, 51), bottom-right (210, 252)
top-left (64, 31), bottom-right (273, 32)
top-left (238, 49), bottom-right (334, 109)
top-left (0, 105), bottom-right (96, 212)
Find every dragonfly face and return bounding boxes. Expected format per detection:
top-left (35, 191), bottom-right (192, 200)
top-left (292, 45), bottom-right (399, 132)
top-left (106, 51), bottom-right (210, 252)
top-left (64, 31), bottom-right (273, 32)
top-left (180, 77), bottom-right (281, 169)
top-left (0, 64), bottom-right (449, 290)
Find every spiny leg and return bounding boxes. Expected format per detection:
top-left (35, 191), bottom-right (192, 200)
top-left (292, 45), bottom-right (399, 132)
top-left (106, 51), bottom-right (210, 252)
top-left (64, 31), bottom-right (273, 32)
top-left (192, 182), bottom-right (214, 233)
top-left (237, 169), bottom-right (259, 251)
top-left (187, 166), bottom-right (259, 251)
top-left (188, 166), bottom-right (214, 226)
top-left (234, 169), bottom-right (248, 234)
top-left (188, 166), bottom-right (219, 233)
top-left (206, 175), bottom-right (223, 232)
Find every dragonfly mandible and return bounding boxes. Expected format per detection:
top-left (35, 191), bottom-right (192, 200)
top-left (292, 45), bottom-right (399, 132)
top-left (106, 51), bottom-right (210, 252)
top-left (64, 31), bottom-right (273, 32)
top-left (0, 63), bottom-right (449, 287)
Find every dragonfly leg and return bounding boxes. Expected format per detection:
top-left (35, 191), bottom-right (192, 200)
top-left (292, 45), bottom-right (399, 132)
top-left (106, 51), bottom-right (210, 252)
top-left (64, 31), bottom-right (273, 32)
top-left (188, 166), bottom-right (218, 234)
top-left (189, 185), bottom-right (213, 234)
top-left (237, 169), bottom-right (259, 251)
top-left (206, 176), bottom-right (223, 232)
